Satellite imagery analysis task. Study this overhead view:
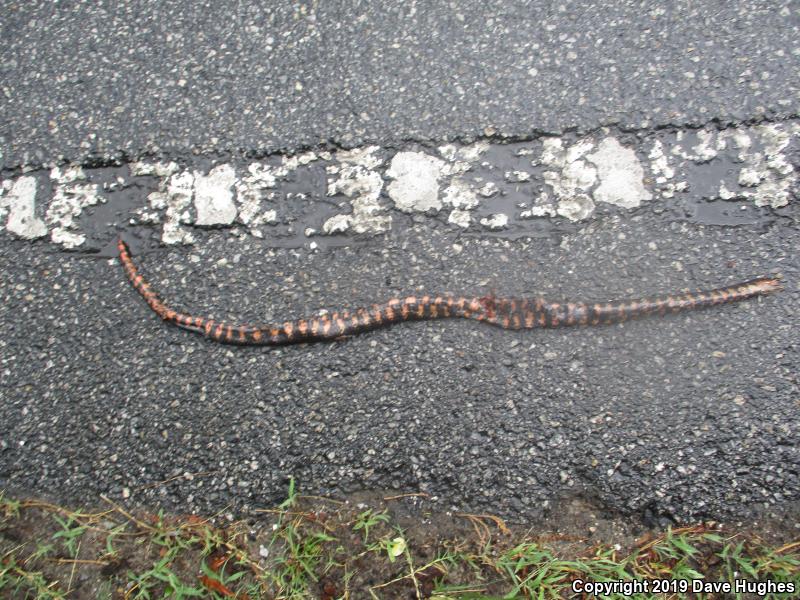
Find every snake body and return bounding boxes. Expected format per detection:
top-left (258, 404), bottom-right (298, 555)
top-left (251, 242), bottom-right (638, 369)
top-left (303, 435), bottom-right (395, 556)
top-left (118, 239), bottom-right (781, 346)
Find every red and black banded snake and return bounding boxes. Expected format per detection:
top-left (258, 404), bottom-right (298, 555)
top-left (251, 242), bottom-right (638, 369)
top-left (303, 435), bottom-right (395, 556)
top-left (118, 239), bottom-right (782, 346)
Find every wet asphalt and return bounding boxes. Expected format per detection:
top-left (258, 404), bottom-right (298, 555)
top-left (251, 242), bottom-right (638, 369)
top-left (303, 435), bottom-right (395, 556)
top-left (1, 1), bottom-right (799, 526)
top-left (1, 1), bottom-right (798, 168)
top-left (1, 209), bottom-right (798, 524)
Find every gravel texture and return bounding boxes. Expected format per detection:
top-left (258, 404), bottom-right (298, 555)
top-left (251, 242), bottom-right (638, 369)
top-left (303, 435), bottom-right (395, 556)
top-left (0, 0), bottom-right (798, 527)
top-left (1, 208), bottom-right (798, 524)
top-left (1, 1), bottom-right (798, 168)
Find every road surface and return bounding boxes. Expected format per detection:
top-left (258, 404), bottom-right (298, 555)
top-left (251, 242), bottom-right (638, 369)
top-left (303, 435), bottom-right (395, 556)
top-left (1, 1), bottom-right (798, 527)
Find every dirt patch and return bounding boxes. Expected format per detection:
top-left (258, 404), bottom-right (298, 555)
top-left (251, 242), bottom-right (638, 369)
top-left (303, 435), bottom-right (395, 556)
top-left (1, 486), bottom-right (799, 598)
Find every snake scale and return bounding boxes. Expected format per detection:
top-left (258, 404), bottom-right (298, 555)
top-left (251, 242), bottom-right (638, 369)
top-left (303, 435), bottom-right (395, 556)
top-left (118, 239), bottom-right (781, 346)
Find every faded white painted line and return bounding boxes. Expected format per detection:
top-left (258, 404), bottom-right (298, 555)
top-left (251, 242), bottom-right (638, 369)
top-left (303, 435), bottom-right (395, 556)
top-left (538, 137), bottom-right (597, 219)
top-left (386, 151), bottom-right (445, 213)
top-left (0, 122), bottom-right (796, 247)
top-left (556, 195), bottom-right (595, 221)
top-left (143, 170), bottom-right (196, 245)
top-left (587, 137), bottom-right (652, 209)
top-left (194, 164), bottom-right (237, 226)
top-left (480, 213), bottom-right (509, 230)
top-left (2, 176), bottom-right (47, 239)
top-left (665, 124), bottom-right (798, 208)
top-left (235, 162), bottom-right (280, 237)
top-left (323, 146), bottom-right (390, 235)
top-left (46, 166), bottom-right (102, 248)
top-left (130, 161), bottom-right (178, 178)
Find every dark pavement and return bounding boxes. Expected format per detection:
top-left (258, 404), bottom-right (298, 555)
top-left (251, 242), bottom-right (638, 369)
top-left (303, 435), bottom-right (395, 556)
top-left (0, 1), bottom-right (798, 527)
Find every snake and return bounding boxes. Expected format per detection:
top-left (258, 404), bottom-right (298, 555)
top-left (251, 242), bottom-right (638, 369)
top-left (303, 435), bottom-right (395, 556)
top-left (118, 239), bottom-right (782, 346)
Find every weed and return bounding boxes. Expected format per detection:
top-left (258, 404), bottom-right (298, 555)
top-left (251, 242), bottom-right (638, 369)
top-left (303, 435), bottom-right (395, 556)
top-left (0, 491), bottom-right (21, 519)
top-left (51, 514), bottom-right (88, 559)
top-left (0, 549), bottom-right (65, 599)
top-left (0, 488), bottom-right (798, 599)
top-left (353, 508), bottom-right (391, 543)
top-left (268, 519), bottom-right (337, 596)
top-left (126, 545), bottom-right (206, 599)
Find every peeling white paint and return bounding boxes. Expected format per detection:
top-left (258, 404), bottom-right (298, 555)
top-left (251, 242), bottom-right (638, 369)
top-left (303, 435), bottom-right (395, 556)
top-left (692, 129), bottom-right (718, 162)
top-left (565, 140), bottom-right (594, 163)
top-left (505, 170), bottom-right (531, 182)
top-left (751, 124), bottom-right (795, 207)
top-left (442, 178), bottom-right (479, 210)
top-left (281, 150), bottom-right (324, 171)
top-left (440, 141), bottom-right (489, 165)
top-left (539, 138), bottom-right (564, 166)
top-left (46, 189), bottom-right (98, 248)
top-left (159, 171), bottom-right (196, 245)
top-left (438, 142), bottom-right (488, 191)
top-left (129, 153), bottom-right (322, 243)
top-left (46, 166), bottom-right (102, 248)
top-left (562, 160), bottom-right (598, 194)
top-left (337, 146), bottom-right (381, 170)
top-left (730, 129), bottom-right (752, 151)
top-left (762, 126), bottom-right (794, 176)
top-left (478, 182), bottom-right (499, 198)
top-left (3, 121), bottom-right (796, 249)
top-left (235, 163), bottom-right (280, 229)
top-left (648, 140), bottom-right (681, 199)
top-left (520, 205), bottom-right (556, 218)
top-left (435, 142), bottom-right (490, 228)
top-left (130, 161), bottom-right (178, 178)
top-left (556, 194), bottom-right (595, 221)
top-left (322, 214), bottom-right (351, 234)
top-left (718, 124), bottom-right (796, 208)
top-left (386, 151), bottom-right (444, 213)
top-left (134, 167), bottom-right (197, 245)
top-left (456, 141), bottom-right (489, 163)
top-left (51, 165), bottom-right (86, 184)
top-left (447, 209), bottom-right (472, 228)
top-left (438, 144), bottom-right (458, 162)
top-left (751, 178), bottom-right (791, 208)
top-left (668, 123), bottom-right (797, 208)
top-left (323, 146), bottom-right (390, 234)
top-left (738, 168), bottom-right (762, 187)
top-left (194, 164), bottom-right (237, 226)
top-left (648, 140), bottom-right (675, 183)
top-left (520, 192), bottom-right (557, 218)
top-left (3, 176), bottom-right (47, 239)
top-left (480, 213), bottom-right (509, 230)
top-left (538, 137), bottom-right (598, 221)
top-left (718, 183), bottom-right (736, 200)
top-left (587, 137), bottom-right (652, 209)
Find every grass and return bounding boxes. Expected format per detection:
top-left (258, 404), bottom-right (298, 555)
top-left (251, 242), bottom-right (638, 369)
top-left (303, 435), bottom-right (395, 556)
top-left (0, 487), bottom-right (798, 599)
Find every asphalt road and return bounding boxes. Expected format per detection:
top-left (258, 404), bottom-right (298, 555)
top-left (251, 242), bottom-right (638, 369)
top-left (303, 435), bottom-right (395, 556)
top-left (1, 209), bottom-right (798, 524)
top-left (1, 1), bottom-right (799, 527)
top-left (1, 1), bottom-right (798, 168)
